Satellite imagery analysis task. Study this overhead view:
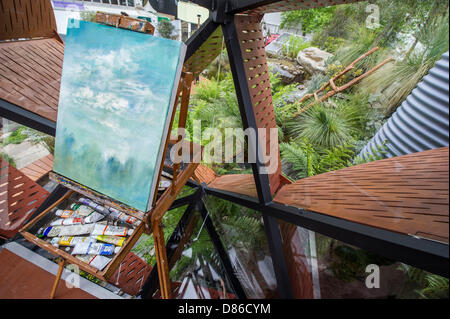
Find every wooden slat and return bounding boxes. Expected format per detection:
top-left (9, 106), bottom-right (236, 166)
top-left (234, 14), bottom-right (281, 196)
top-left (0, 0), bottom-right (58, 41)
top-left (274, 148), bottom-right (450, 243)
top-left (0, 38), bottom-right (63, 122)
top-left (208, 174), bottom-right (258, 199)
top-left (192, 164), bottom-right (217, 185)
top-left (21, 154), bottom-right (53, 182)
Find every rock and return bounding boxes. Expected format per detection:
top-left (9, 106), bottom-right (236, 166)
top-left (280, 88), bottom-right (308, 105)
top-left (268, 60), bottom-right (306, 85)
top-left (297, 47), bottom-right (333, 75)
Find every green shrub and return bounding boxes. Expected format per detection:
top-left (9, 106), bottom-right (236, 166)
top-left (281, 35), bottom-right (310, 59)
top-left (289, 102), bottom-right (357, 149)
top-left (2, 126), bottom-right (27, 146)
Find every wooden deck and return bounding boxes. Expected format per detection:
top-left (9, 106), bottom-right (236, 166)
top-left (0, 37), bottom-right (63, 122)
top-left (208, 174), bottom-right (259, 199)
top-left (21, 154), bottom-right (54, 182)
top-left (274, 147), bottom-right (449, 243)
top-left (197, 148), bottom-right (449, 243)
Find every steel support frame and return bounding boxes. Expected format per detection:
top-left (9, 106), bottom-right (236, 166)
top-left (140, 188), bottom-right (247, 299)
top-left (202, 185), bottom-right (450, 278)
top-left (222, 17), bottom-right (294, 298)
top-left (198, 195), bottom-right (247, 299)
top-left (0, 99), bottom-right (56, 136)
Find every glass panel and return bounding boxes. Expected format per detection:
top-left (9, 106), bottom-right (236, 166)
top-left (0, 117), bottom-right (56, 191)
top-left (170, 213), bottom-right (237, 299)
top-left (202, 195), bottom-right (278, 298)
top-left (280, 225), bottom-right (449, 299)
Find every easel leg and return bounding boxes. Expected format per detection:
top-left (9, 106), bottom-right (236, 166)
top-left (50, 258), bottom-right (65, 299)
top-left (153, 222), bottom-right (172, 299)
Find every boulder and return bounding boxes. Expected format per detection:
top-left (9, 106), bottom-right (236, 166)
top-left (268, 60), bottom-right (306, 85)
top-left (297, 47), bottom-right (333, 75)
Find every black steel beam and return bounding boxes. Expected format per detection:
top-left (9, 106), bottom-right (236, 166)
top-left (169, 193), bottom-right (197, 210)
top-left (261, 213), bottom-right (293, 298)
top-left (0, 99), bottom-right (56, 136)
top-left (198, 199), bottom-right (247, 299)
top-left (203, 184), bottom-right (449, 278)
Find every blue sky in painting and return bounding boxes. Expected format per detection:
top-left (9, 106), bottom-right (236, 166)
top-left (53, 20), bottom-right (184, 211)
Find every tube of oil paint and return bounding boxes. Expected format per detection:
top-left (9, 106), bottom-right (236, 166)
top-left (70, 203), bottom-right (97, 216)
top-left (93, 235), bottom-right (126, 247)
top-left (71, 242), bottom-right (120, 256)
top-left (83, 211), bottom-right (105, 224)
top-left (108, 207), bottom-right (140, 226)
top-left (50, 236), bottom-right (96, 247)
top-left (76, 255), bottom-right (112, 271)
top-left (39, 224), bottom-right (95, 237)
top-left (77, 198), bottom-right (109, 215)
top-left (91, 224), bottom-right (133, 237)
top-left (55, 210), bottom-right (80, 218)
top-left (50, 217), bottom-right (83, 226)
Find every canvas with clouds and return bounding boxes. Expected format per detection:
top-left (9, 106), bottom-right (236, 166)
top-left (53, 20), bottom-right (185, 211)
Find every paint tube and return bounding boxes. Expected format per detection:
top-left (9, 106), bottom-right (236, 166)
top-left (108, 207), bottom-right (140, 226)
top-left (71, 242), bottom-right (120, 256)
top-left (76, 255), bottom-right (112, 271)
top-left (50, 217), bottom-right (84, 226)
top-left (91, 223), bottom-right (133, 237)
top-left (83, 211), bottom-right (105, 224)
top-left (50, 236), bottom-right (96, 247)
top-left (55, 210), bottom-right (80, 218)
top-left (93, 235), bottom-right (126, 247)
top-left (77, 198), bottom-right (109, 215)
top-left (41, 224), bottom-right (95, 237)
top-left (38, 226), bottom-right (62, 237)
top-left (70, 203), bottom-right (97, 216)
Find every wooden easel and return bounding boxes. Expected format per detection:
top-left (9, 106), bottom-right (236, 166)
top-left (50, 258), bottom-right (65, 299)
top-left (23, 14), bottom-right (200, 299)
top-left (44, 71), bottom-right (197, 300)
top-left (150, 71), bottom-right (196, 299)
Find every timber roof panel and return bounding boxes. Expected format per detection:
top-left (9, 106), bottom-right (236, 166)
top-left (0, 38), bottom-right (63, 122)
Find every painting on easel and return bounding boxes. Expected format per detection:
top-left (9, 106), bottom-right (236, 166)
top-left (53, 20), bottom-right (186, 212)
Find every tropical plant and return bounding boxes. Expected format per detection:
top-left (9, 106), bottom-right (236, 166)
top-left (280, 139), bottom-right (316, 178)
top-left (398, 263), bottom-right (449, 299)
top-left (362, 12), bottom-right (449, 114)
top-left (281, 35), bottom-right (310, 59)
top-left (280, 6), bottom-right (336, 34)
top-left (288, 102), bottom-right (357, 149)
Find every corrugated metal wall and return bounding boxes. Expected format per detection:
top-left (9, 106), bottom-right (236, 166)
top-left (359, 51), bottom-right (449, 159)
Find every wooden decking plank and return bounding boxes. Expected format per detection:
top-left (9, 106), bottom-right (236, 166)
top-left (274, 147), bottom-right (449, 243)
